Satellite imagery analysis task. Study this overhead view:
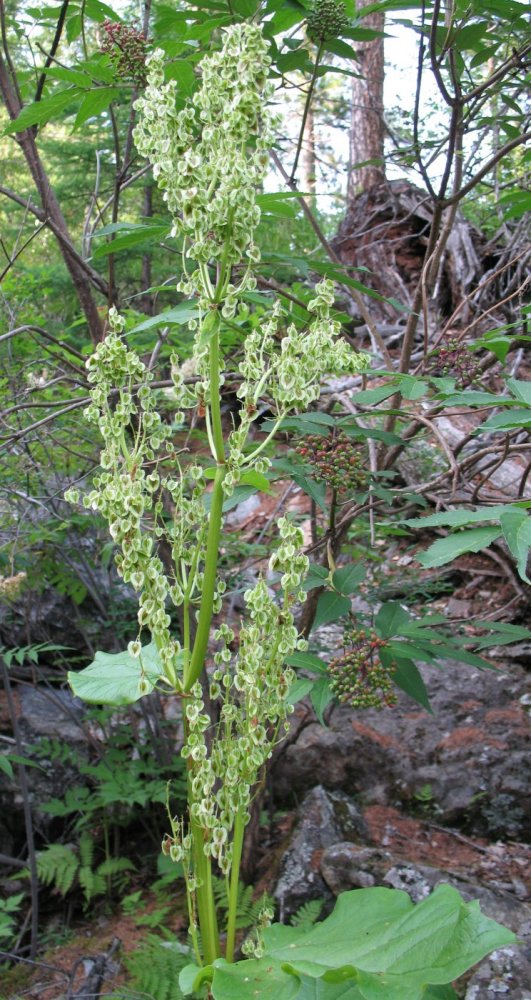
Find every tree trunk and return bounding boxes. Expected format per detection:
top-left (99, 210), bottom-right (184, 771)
top-left (347, 0), bottom-right (385, 203)
top-left (0, 52), bottom-right (104, 343)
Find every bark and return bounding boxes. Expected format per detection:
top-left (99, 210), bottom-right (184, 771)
top-left (300, 103), bottom-right (316, 195)
top-left (0, 50), bottom-right (104, 343)
top-left (347, 0), bottom-right (385, 202)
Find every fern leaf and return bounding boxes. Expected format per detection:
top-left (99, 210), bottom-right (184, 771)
top-left (290, 898), bottom-right (323, 930)
top-left (36, 844), bottom-right (78, 896)
top-left (97, 857), bottom-right (135, 877)
top-left (79, 830), bottom-right (95, 871)
top-left (79, 865), bottom-right (105, 904)
top-left (126, 934), bottom-right (189, 1000)
top-left (211, 875), bottom-right (274, 932)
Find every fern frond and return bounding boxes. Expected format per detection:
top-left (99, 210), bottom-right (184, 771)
top-left (211, 876), bottom-right (274, 932)
top-left (126, 934), bottom-right (190, 1000)
top-left (79, 830), bottom-right (95, 871)
top-left (35, 844), bottom-right (78, 896)
top-left (290, 898), bottom-right (323, 930)
top-left (98, 857), bottom-right (135, 877)
top-left (79, 865), bottom-right (105, 904)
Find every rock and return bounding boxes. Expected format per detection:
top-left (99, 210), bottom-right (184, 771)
top-left (274, 786), bottom-right (369, 919)
top-left (0, 687), bottom-right (89, 850)
top-left (18, 686), bottom-right (86, 743)
top-left (465, 940), bottom-right (531, 1000)
top-left (321, 844), bottom-right (377, 894)
top-left (273, 658), bottom-right (530, 839)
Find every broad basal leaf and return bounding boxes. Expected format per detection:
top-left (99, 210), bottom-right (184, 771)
top-left (263, 886), bottom-right (515, 999)
top-left (68, 642), bottom-right (165, 705)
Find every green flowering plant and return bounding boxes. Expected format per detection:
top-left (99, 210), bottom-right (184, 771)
top-left (67, 22), bottom-right (367, 968)
top-left (66, 20), bottom-right (516, 993)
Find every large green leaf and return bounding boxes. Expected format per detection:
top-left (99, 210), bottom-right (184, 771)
top-left (480, 409), bottom-right (531, 431)
top-left (3, 89), bottom-right (81, 134)
top-left (264, 886), bottom-right (514, 998)
top-left (287, 677), bottom-right (315, 705)
top-left (291, 474), bottom-right (328, 514)
top-left (296, 981), bottom-right (364, 999)
top-left (92, 223), bottom-right (170, 258)
top-left (201, 957), bottom-right (301, 1000)
top-left (403, 504), bottom-right (515, 528)
top-left (416, 526), bottom-right (501, 568)
top-left (68, 642), bottom-right (165, 705)
top-left (375, 601), bottom-right (410, 638)
top-left (239, 469), bottom-right (273, 494)
top-left (313, 591), bottom-right (351, 628)
top-left (353, 385), bottom-right (398, 406)
top-left (257, 192), bottom-right (299, 218)
top-left (506, 378), bottom-right (531, 405)
top-left (500, 509), bottom-right (531, 582)
top-left (302, 563), bottom-right (330, 592)
top-left (310, 677), bottom-right (334, 725)
top-left (385, 655), bottom-right (432, 712)
top-left (129, 302), bottom-right (197, 332)
top-left (332, 564), bottom-right (366, 596)
top-left (73, 87), bottom-right (121, 127)
top-left (286, 651), bottom-right (328, 674)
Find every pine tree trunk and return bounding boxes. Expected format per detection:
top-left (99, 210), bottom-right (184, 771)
top-left (347, 0), bottom-right (385, 203)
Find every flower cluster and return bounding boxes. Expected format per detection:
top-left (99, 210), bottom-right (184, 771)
top-left (296, 431), bottom-right (368, 494)
top-left (101, 20), bottom-right (148, 87)
top-left (307, 0), bottom-right (349, 44)
top-left (134, 24), bottom-right (277, 285)
top-left (328, 628), bottom-right (397, 709)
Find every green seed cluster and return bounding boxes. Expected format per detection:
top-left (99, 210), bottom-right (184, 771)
top-left (134, 25), bottom-right (277, 288)
top-left (297, 431), bottom-right (367, 494)
top-left (328, 629), bottom-right (397, 709)
top-left (177, 521), bottom-right (309, 873)
top-left (427, 336), bottom-right (482, 388)
top-left (307, 0), bottom-right (349, 43)
top-left (237, 281), bottom-right (369, 418)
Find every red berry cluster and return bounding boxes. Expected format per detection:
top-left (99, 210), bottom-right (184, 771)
top-left (426, 336), bottom-right (482, 388)
top-left (101, 21), bottom-right (148, 87)
top-left (328, 628), bottom-right (397, 709)
top-left (296, 431), bottom-right (367, 494)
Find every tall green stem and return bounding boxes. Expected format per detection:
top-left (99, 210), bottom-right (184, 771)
top-left (225, 809), bottom-right (245, 963)
top-left (192, 815), bottom-right (220, 964)
top-left (184, 329), bottom-right (225, 692)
